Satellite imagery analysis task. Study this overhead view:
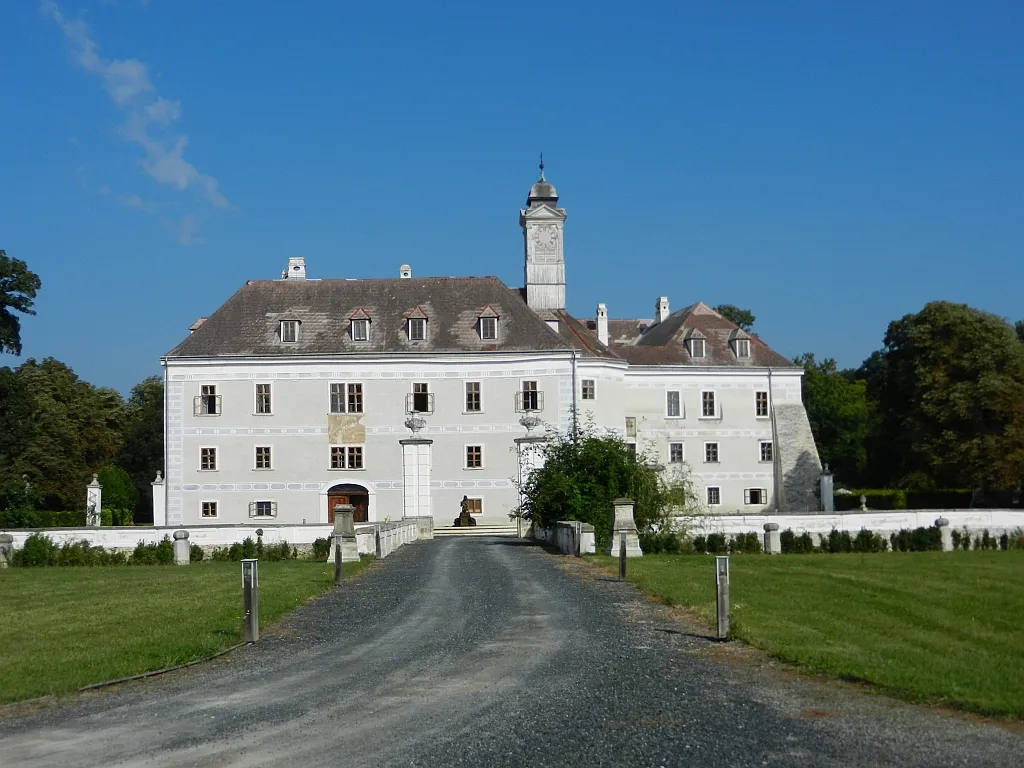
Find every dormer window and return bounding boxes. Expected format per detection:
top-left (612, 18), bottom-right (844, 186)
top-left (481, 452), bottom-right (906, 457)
top-left (351, 319), bottom-right (369, 342)
top-left (281, 320), bottom-right (299, 343)
top-left (687, 337), bottom-right (706, 359)
top-left (408, 317), bottom-right (426, 342)
top-left (734, 338), bottom-right (750, 358)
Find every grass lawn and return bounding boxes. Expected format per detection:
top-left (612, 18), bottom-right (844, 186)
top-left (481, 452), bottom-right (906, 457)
top-left (591, 551), bottom-right (1024, 718)
top-left (0, 559), bottom-right (371, 705)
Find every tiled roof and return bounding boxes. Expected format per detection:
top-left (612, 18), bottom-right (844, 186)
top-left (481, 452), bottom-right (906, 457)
top-left (166, 277), bottom-right (571, 357)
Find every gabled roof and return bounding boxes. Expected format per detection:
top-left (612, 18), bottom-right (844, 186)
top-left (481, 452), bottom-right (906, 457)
top-left (166, 277), bottom-right (570, 358)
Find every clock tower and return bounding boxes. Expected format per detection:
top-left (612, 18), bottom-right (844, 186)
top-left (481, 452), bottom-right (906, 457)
top-left (520, 157), bottom-right (567, 311)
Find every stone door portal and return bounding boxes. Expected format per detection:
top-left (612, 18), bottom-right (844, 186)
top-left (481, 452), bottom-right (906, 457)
top-left (328, 484), bottom-right (369, 524)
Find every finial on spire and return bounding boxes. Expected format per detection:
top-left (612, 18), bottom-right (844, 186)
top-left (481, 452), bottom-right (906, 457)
top-left (538, 152), bottom-right (545, 182)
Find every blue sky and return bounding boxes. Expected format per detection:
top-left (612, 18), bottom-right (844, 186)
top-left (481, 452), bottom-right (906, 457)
top-left (2, 1), bottom-right (1022, 393)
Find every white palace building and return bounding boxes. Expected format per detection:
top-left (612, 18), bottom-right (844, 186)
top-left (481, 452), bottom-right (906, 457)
top-left (159, 166), bottom-right (823, 528)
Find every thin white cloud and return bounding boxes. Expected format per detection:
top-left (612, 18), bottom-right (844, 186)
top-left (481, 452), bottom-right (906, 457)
top-left (175, 215), bottom-right (205, 246)
top-left (118, 192), bottom-right (151, 210)
top-left (42, 1), bottom-right (230, 240)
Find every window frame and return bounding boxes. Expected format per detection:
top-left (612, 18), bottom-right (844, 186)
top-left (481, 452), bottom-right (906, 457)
top-left (688, 337), bottom-right (706, 359)
top-left (666, 390), bottom-right (681, 418)
top-left (465, 381), bottom-right (482, 413)
top-left (465, 444), bottom-right (484, 470)
top-left (329, 445), bottom-right (366, 470)
top-left (251, 500), bottom-right (277, 518)
top-left (199, 446), bottom-right (217, 471)
top-left (734, 338), bottom-right (750, 359)
top-left (700, 390), bottom-right (717, 419)
top-left (479, 315), bottom-right (498, 341)
top-left (410, 382), bottom-right (433, 413)
top-left (759, 440), bottom-right (773, 463)
top-left (755, 390), bottom-right (770, 418)
top-left (669, 442), bottom-right (684, 463)
top-left (465, 497), bottom-right (483, 515)
top-left (350, 318), bottom-right (370, 342)
top-left (517, 380), bottom-right (542, 412)
top-left (744, 488), bottom-right (768, 505)
top-left (254, 445), bottom-right (272, 470)
top-left (329, 382), bottom-right (364, 414)
top-left (706, 486), bottom-right (721, 506)
top-left (201, 501), bottom-right (218, 518)
top-left (408, 317), bottom-right (427, 342)
top-left (281, 320), bottom-right (299, 343)
top-left (255, 383), bottom-right (272, 415)
top-left (195, 384), bottom-right (221, 417)
top-left (625, 416), bottom-right (637, 438)
top-left (581, 379), bottom-right (596, 401)
top-left (704, 441), bottom-right (720, 464)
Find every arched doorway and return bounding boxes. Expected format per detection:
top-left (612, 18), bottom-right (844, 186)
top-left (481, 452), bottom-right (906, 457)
top-left (327, 483), bottom-right (369, 523)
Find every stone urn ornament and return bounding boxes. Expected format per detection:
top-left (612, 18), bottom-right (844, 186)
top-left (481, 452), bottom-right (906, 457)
top-left (519, 415), bottom-right (542, 433)
top-left (405, 415), bottom-right (426, 434)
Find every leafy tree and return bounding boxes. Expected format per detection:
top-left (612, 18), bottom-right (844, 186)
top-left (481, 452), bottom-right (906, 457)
top-left (517, 421), bottom-right (698, 550)
top-left (1016, 319), bottom-right (1024, 344)
top-left (116, 376), bottom-right (164, 522)
top-left (873, 302), bottom-right (1024, 489)
top-left (793, 353), bottom-right (871, 484)
top-left (0, 250), bottom-right (42, 356)
top-left (713, 304), bottom-right (755, 331)
top-left (97, 465), bottom-right (138, 513)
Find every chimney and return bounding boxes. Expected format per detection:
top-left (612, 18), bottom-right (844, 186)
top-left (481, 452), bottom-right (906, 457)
top-left (282, 256), bottom-right (306, 280)
top-left (399, 264), bottom-right (412, 279)
top-left (596, 303), bottom-right (609, 346)
top-left (656, 296), bottom-right (670, 323)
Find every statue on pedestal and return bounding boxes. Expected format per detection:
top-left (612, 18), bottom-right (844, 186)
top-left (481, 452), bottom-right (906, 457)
top-left (453, 495), bottom-right (477, 527)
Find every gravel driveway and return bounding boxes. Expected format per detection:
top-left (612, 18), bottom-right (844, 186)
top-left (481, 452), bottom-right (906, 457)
top-left (1, 537), bottom-right (1020, 767)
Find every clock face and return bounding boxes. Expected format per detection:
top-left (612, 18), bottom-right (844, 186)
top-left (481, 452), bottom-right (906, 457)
top-left (533, 225), bottom-right (558, 251)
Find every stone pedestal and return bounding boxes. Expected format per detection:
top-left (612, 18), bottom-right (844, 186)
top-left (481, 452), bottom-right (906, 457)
top-left (86, 474), bottom-right (102, 527)
top-left (0, 533), bottom-right (13, 568)
top-left (819, 466), bottom-right (834, 513)
top-left (330, 504), bottom-right (359, 563)
top-left (763, 522), bottom-right (781, 554)
top-left (605, 498), bottom-right (643, 557)
top-left (936, 517), bottom-right (952, 552)
top-left (152, 471), bottom-right (166, 527)
top-left (173, 530), bottom-right (190, 565)
top-left (400, 438), bottom-right (433, 519)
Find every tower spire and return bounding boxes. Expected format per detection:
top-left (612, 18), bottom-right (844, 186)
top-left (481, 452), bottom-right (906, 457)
top-left (538, 152), bottom-right (545, 182)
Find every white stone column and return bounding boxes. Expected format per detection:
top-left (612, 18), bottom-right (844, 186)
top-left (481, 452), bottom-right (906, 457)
top-left (173, 530), bottom-right (190, 565)
top-left (763, 522), bottom-right (781, 554)
top-left (152, 471), bottom-right (167, 527)
top-left (936, 517), bottom-right (952, 552)
top-left (400, 438), bottom-right (433, 519)
top-left (86, 474), bottom-right (102, 527)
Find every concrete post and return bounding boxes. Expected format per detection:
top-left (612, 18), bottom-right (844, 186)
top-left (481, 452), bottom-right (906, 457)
top-left (715, 556), bottom-right (730, 640)
top-left (0, 533), bottom-right (13, 568)
top-left (334, 534), bottom-right (344, 585)
top-left (173, 530), bottom-right (190, 565)
top-left (819, 465), bottom-right (834, 513)
top-left (86, 474), bottom-right (102, 527)
top-left (936, 517), bottom-right (952, 552)
top-left (605, 498), bottom-right (643, 557)
top-left (151, 471), bottom-right (166, 527)
top-left (859, 494), bottom-right (868, 512)
top-left (241, 559), bottom-right (259, 643)
top-left (763, 522), bottom-right (781, 554)
top-left (330, 504), bottom-right (359, 563)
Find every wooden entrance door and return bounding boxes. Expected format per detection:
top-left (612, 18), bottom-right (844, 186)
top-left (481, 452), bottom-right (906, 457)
top-left (328, 487), bottom-right (369, 523)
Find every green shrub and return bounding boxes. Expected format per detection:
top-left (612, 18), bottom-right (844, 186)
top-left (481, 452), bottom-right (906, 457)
top-left (190, 543), bottom-right (205, 562)
top-left (889, 526), bottom-right (942, 552)
top-left (131, 536), bottom-right (174, 565)
top-left (834, 488), bottom-right (972, 511)
top-left (780, 529), bottom-right (817, 554)
top-left (11, 534), bottom-right (129, 566)
top-left (312, 537), bottom-right (331, 559)
top-left (100, 507), bottom-right (134, 527)
top-left (639, 530), bottom-right (686, 554)
top-left (729, 532), bottom-right (762, 554)
top-left (705, 532), bottom-right (727, 555)
top-left (12, 532), bottom-right (60, 566)
top-left (852, 528), bottom-right (887, 552)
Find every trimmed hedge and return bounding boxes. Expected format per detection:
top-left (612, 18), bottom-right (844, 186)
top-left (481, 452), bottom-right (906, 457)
top-left (833, 489), bottom-right (973, 511)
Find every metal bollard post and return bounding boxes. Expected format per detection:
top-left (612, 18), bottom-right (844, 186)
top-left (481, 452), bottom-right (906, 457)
top-left (241, 558), bottom-right (259, 643)
top-left (334, 534), bottom-right (343, 586)
top-left (715, 556), bottom-right (730, 640)
top-left (619, 532), bottom-right (627, 580)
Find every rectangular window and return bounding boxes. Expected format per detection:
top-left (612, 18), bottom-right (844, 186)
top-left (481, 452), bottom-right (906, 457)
top-left (521, 380), bottom-right (540, 411)
top-left (760, 441), bottom-right (773, 463)
top-left (465, 498), bottom-right (483, 514)
top-left (330, 446), bottom-right (364, 469)
top-left (735, 338), bottom-right (750, 358)
top-left (351, 318), bottom-right (369, 342)
top-left (255, 446), bottom-right (271, 469)
top-left (252, 500), bottom-right (276, 517)
top-left (200, 447), bottom-right (217, 471)
top-left (701, 391), bottom-right (716, 418)
top-left (625, 416), bottom-right (637, 438)
top-left (465, 382), bottom-right (481, 412)
top-left (255, 383), bottom-right (272, 414)
top-left (197, 385), bottom-right (220, 416)
top-left (670, 442), bottom-right (684, 463)
top-left (408, 317), bottom-right (426, 341)
top-left (201, 501), bottom-right (217, 518)
top-left (689, 338), bottom-right (706, 359)
top-left (744, 488), bottom-right (767, 505)
top-left (581, 379), bottom-right (596, 400)
top-left (412, 382), bottom-right (431, 413)
top-left (480, 316), bottom-right (498, 341)
top-left (281, 320), bottom-right (298, 343)
top-left (666, 390), bottom-right (681, 417)
top-left (627, 442), bottom-right (637, 457)
top-left (707, 487), bottom-right (721, 506)
top-left (348, 383), bottom-right (363, 414)
top-left (330, 383), bottom-right (363, 413)
top-left (704, 442), bottom-right (719, 463)
top-left (756, 390), bottom-right (769, 417)
top-left (466, 445), bottom-right (483, 469)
